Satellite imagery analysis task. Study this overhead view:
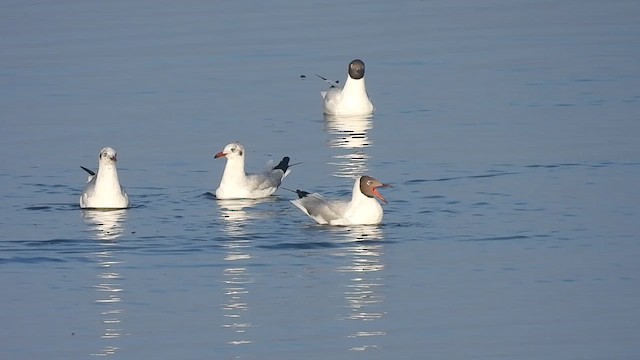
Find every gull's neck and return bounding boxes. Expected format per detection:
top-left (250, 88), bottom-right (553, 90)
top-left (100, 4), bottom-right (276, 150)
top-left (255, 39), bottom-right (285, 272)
top-left (221, 156), bottom-right (247, 184)
top-left (96, 162), bottom-right (121, 190)
top-left (342, 77), bottom-right (368, 99)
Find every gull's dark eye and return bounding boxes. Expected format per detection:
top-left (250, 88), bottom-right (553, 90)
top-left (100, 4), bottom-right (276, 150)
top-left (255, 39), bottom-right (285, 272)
top-left (367, 180), bottom-right (373, 186)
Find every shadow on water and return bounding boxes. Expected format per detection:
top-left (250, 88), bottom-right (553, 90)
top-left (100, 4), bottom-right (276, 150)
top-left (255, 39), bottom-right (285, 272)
top-left (82, 209), bottom-right (128, 357)
top-left (324, 114), bottom-right (373, 179)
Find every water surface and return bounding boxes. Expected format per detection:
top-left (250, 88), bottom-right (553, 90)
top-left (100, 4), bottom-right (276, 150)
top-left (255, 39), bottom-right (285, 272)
top-left (1, 1), bottom-right (639, 359)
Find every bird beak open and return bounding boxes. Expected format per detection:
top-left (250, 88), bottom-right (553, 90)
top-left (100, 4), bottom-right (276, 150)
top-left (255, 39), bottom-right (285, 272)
top-left (372, 183), bottom-right (392, 204)
top-left (214, 152), bottom-right (226, 159)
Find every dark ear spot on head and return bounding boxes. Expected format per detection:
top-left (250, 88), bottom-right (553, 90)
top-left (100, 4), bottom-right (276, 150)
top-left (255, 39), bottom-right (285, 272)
top-left (238, 149), bottom-right (243, 156)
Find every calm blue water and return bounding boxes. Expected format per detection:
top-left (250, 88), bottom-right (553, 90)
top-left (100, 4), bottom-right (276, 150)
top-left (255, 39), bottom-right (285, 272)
top-left (1, 0), bottom-right (639, 359)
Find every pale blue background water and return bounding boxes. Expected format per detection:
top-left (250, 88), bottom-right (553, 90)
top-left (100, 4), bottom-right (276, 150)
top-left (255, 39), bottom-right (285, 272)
top-left (1, 0), bottom-right (639, 359)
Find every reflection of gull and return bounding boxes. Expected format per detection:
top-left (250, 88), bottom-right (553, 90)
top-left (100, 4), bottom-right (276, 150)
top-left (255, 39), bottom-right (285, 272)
top-left (81, 209), bottom-right (127, 357)
top-left (221, 264), bottom-right (254, 346)
top-left (217, 199), bottom-right (269, 346)
top-left (218, 198), bottom-right (272, 237)
top-left (82, 209), bottom-right (127, 241)
top-left (325, 114), bottom-right (373, 149)
top-left (325, 114), bottom-right (373, 178)
top-left (331, 226), bottom-right (386, 352)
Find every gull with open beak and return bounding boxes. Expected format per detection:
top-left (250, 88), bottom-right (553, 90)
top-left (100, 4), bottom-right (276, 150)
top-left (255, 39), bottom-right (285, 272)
top-left (290, 175), bottom-right (390, 225)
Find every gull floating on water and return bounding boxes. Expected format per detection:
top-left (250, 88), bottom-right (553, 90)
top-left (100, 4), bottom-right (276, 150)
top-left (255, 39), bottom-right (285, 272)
top-left (214, 142), bottom-right (292, 199)
top-left (80, 147), bottom-right (130, 209)
top-left (290, 175), bottom-right (390, 225)
top-left (318, 59), bottom-right (374, 116)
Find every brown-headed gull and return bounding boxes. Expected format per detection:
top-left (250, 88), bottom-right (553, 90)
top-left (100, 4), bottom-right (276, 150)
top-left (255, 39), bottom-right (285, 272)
top-left (318, 59), bottom-right (374, 116)
top-left (214, 142), bottom-right (291, 199)
top-left (290, 175), bottom-right (390, 225)
top-left (80, 147), bottom-right (130, 209)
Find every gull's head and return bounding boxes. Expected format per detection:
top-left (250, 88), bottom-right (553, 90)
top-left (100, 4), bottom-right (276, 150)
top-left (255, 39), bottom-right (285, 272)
top-left (99, 147), bottom-right (118, 164)
top-left (215, 142), bottom-right (244, 160)
top-left (359, 175), bottom-right (391, 204)
top-left (348, 59), bottom-right (366, 80)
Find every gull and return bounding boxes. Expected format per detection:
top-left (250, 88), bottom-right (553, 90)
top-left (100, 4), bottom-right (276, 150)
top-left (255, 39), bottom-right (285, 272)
top-left (318, 59), bottom-right (374, 116)
top-left (80, 147), bottom-right (130, 209)
top-left (290, 175), bottom-right (390, 225)
top-left (214, 142), bottom-right (291, 199)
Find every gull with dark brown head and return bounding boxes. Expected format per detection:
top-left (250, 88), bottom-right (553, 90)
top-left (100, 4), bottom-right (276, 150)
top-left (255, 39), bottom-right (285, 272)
top-left (214, 142), bottom-right (292, 199)
top-left (80, 147), bottom-right (129, 209)
top-left (318, 59), bottom-right (374, 116)
top-left (290, 175), bottom-right (390, 225)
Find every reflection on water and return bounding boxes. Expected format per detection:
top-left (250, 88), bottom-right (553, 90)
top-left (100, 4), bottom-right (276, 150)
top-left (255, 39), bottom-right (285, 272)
top-left (82, 209), bottom-right (127, 241)
top-left (218, 198), bottom-right (270, 238)
top-left (325, 114), bottom-right (373, 178)
top-left (217, 199), bottom-right (267, 346)
top-left (82, 210), bottom-right (128, 357)
top-left (325, 114), bottom-right (385, 350)
top-left (332, 226), bottom-right (386, 352)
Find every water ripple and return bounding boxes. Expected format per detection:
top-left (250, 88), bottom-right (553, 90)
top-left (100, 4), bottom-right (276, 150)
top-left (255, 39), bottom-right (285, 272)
top-left (0, 256), bottom-right (66, 265)
top-left (258, 241), bottom-right (338, 250)
top-left (404, 171), bottom-right (518, 184)
top-left (459, 235), bottom-right (530, 242)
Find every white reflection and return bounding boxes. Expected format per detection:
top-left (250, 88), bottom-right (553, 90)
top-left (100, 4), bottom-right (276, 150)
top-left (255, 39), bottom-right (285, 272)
top-left (325, 114), bottom-right (373, 178)
top-left (217, 199), bottom-right (269, 346)
top-left (82, 209), bottom-right (127, 241)
top-left (218, 198), bottom-right (272, 237)
top-left (331, 225), bottom-right (386, 352)
top-left (82, 209), bottom-right (128, 357)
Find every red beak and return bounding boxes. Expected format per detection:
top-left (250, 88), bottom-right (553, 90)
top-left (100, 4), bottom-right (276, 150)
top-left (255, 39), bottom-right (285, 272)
top-left (372, 183), bottom-right (391, 204)
top-left (214, 151), bottom-right (226, 159)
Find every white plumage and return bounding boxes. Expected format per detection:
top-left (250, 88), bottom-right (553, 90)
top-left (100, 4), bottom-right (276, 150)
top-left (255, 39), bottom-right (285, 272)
top-left (80, 147), bottom-right (129, 209)
top-left (291, 175), bottom-right (390, 226)
top-left (214, 142), bottom-right (291, 200)
top-left (320, 59), bottom-right (374, 116)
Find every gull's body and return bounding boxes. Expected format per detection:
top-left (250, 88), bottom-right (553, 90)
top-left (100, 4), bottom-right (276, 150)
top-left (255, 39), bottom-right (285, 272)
top-left (214, 142), bottom-right (291, 199)
top-left (80, 147), bottom-right (129, 209)
top-left (291, 175), bottom-right (390, 225)
top-left (320, 59), bottom-right (374, 116)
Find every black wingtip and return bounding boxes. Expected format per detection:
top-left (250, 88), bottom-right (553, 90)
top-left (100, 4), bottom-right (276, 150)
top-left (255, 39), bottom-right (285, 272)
top-left (273, 156), bottom-right (290, 172)
top-left (80, 166), bottom-right (95, 176)
top-left (315, 74), bottom-right (340, 88)
top-left (295, 190), bottom-right (310, 199)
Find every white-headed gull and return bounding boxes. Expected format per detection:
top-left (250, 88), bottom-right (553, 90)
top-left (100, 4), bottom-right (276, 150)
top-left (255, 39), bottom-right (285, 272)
top-left (290, 175), bottom-right (390, 225)
top-left (318, 59), bottom-right (374, 116)
top-left (214, 142), bottom-right (292, 199)
top-left (80, 147), bottom-right (130, 209)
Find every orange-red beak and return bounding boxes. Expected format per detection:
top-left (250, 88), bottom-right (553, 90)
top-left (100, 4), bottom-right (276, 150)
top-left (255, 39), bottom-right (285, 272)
top-left (372, 183), bottom-right (391, 204)
top-left (214, 151), bottom-right (226, 159)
